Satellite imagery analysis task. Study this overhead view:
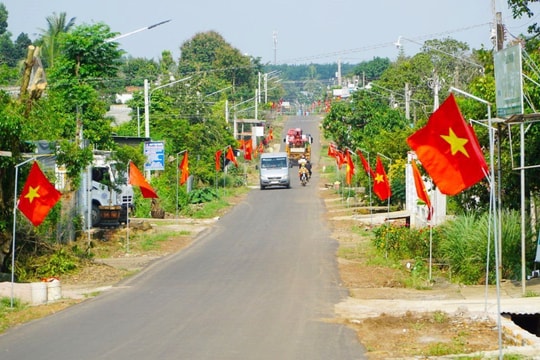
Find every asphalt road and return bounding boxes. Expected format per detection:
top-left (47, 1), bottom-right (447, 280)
top-left (0, 115), bottom-right (366, 359)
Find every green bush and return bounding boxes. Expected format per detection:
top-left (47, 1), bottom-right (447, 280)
top-left (439, 210), bottom-right (535, 284)
top-left (372, 223), bottom-right (441, 260)
top-left (188, 187), bottom-right (219, 204)
top-left (372, 209), bottom-right (532, 285)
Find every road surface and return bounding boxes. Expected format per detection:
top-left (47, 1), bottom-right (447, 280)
top-left (0, 115), bottom-right (366, 359)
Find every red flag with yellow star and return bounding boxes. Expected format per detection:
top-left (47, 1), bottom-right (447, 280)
top-left (407, 94), bottom-right (488, 196)
top-left (18, 161), bottom-right (61, 226)
top-left (373, 156), bottom-right (391, 201)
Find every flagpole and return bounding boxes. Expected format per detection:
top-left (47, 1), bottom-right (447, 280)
top-left (378, 152), bottom-right (392, 258)
top-left (176, 150), bottom-right (186, 219)
top-left (176, 153), bottom-right (179, 219)
top-left (377, 153), bottom-right (392, 201)
top-left (345, 148), bottom-right (356, 207)
top-left (449, 87), bottom-right (502, 358)
top-left (126, 160), bottom-right (131, 254)
top-left (223, 146), bottom-right (228, 188)
top-left (358, 148), bottom-right (373, 225)
top-left (11, 157), bottom-right (35, 308)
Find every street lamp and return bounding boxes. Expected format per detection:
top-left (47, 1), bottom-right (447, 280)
top-left (143, 75), bottom-right (192, 138)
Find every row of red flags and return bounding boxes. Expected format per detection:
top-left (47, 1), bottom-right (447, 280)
top-left (328, 143), bottom-right (392, 201)
top-left (17, 95), bottom-right (486, 227)
top-left (17, 140), bottom-right (263, 226)
top-left (327, 93), bottom-right (489, 218)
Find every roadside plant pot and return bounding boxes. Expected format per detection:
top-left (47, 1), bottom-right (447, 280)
top-left (98, 205), bottom-right (121, 227)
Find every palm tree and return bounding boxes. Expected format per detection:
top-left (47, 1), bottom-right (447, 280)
top-left (38, 12), bottom-right (76, 68)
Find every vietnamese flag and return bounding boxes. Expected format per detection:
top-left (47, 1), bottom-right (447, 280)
top-left (179, 151), bottom-right (189, 185)
top-left (129, 162), bottom-right (158, 198)
top-left (237, 139), bottom-right (245, 150)
top-left (18, 161), bottom-right (62, 226)
top-left (328, 143), bottom-right (338, 158)
top-left (335, 150), bottom-right (345, 169)
top-left (407, 94), bottom-right (488, 196)
top-left (345, 150), bottom-right (355, 185)
top-left (215, 149), bottom-right (223, 171)
top-left (373, 156), bottom-right (391, 201)
top-left (226, 146), bottom-right (238, 167)
top-left (243, 140), bottom-right (253, 161)
top-left (411, 160), bottom-right (433, 220)
top-left (357, 150), bottom-right (374, 178)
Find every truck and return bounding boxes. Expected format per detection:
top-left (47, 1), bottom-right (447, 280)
top-left (284, 128), bottom-right (312, 166)
top-left (90, 152), bottom-right (134, 227)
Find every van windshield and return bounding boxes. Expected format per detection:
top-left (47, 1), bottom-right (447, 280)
top-left (261, 158), bottom-right (287, 169)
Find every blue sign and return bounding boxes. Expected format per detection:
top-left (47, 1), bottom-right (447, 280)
top-left (144, 141), bottom-right (165, 171)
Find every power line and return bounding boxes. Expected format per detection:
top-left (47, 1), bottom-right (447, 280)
top-left (279, 23), bottom-right (491, 64)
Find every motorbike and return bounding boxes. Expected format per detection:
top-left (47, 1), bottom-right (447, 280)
top-left (300, 172), bottom-right (308, 186)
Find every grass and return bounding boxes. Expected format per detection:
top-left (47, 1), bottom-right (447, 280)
top-left (138, 231), bottom-right (177, 251)
top-left (0, 296), bottom-right (80, 334)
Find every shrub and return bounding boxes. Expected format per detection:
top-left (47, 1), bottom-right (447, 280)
top-left (372, 223), bottom-right (441, 260)
top-left (438, 210), bottom-right (534, 284)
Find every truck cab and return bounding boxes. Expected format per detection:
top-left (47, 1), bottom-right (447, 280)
top-left (90, 154), bottom-right (134, 227)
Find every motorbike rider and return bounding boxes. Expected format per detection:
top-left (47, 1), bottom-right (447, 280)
top-left (305, 160), bottom-right (312, 179)
top-left (298, 163), bottom-right (309, 182)
top-left (298, 154), bottom-right (307, 168)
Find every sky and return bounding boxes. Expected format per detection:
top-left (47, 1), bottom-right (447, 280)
top-left (4, 0), bottom-right (540, 65)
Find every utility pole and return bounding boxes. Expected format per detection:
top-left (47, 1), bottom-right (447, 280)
top-left (144, 79), bottom-right (150, 138)
top-left (273, 31), bottom-right (278, 65)
top-left (264, 73), bottom-right (268, 104)
top-left (495, 12), bottom-right (504, 51)
top-left (258, 72), bottom-right (261, 103)
top-left (428, 71), bottom-right (443, 111)
top-left (337, 58), bottom-right (342, 87)
top-left (404, 83), bottom-right (411, 121)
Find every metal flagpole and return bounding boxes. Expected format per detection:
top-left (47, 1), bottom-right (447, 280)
top-left (223, 146), bottom-right (230, 188)
top-left (377, 152), bottom-right (392, 259)
top-left (126, 161), bottom-right (131, 253)
top-left (11, 157), bottom-right (35, 308)
top-left (358, 148), bottom-right (373, 225)
top-left (449, 86), bottom-right (502, 358)
top-left (176, 150), bottom-right (187, 219)
top-left (377, 152), bottom-right (392, 213)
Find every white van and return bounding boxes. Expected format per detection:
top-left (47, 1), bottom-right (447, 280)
top-left (259, 152), bottom-right (291, 190)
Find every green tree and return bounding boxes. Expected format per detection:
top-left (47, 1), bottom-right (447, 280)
top-left (0, 3), bottom-right (7, 35)
top-left (507, 0), bottom-right (540, 37)
top-left (178, 31), bottom-right (258, 97)
top-left (44, 22), bottom-right (122, 181)
top-left (118, 56), bottom-right (159, 87)
top-left (13, 32), bottom-right (32, 62)
top-left (37, 12), bottom-right (76, 68)
top-left (353, 56), bottom-right (391, 82)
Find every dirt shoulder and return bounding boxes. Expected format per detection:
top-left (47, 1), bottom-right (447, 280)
top-left (320, 184), bottom-right (540, 359)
